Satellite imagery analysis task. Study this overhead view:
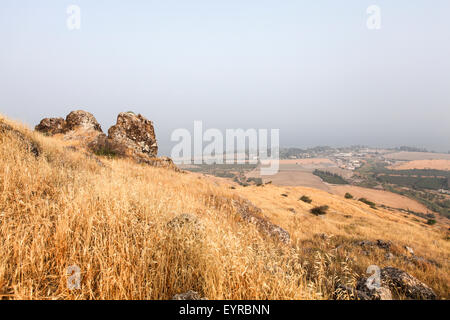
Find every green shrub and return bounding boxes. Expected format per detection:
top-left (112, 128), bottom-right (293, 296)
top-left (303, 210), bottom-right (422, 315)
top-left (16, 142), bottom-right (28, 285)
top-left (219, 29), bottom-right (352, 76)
top-left (300, 195), bottom-right (312, 203)
top-left (358, 198), bottom-right (377, 209)
top-left (376, 174), bottom-right (447, 191)
top-left (426, 219), bottom-right (437, 225)
top-left (345, 192), bottom-right (353, 199)
top-left (310, 205), bottom-right (329, 216)
top-left (313, 170), bottom-right (348, 184)
top-left (94, 147), bottom-right (118, 158)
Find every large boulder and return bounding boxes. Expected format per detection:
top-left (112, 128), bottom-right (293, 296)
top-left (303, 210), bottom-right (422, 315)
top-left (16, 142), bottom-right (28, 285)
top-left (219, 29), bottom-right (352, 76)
top-left (61, 111), bottom-right (104, 147)
top-left (65, 110), bottom-right (103, 132)
top-left (107, 112), bottom-right (158, 158)
top-left (35, 118), bottom-right (66, 135)
top-left (35, 110), bottom-right (102, 136)
top-left (352, 266), bottom-right (437, 300)
top-left (381, 267), bottom-right (437, 300)
top-left (354, 277), bottom-right (393, 300)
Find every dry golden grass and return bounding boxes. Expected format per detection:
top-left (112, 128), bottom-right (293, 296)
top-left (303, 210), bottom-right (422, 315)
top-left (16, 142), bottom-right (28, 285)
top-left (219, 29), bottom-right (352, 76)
top-left (0, 115), bottom-right (316, 300)
top-left (236, 185), bottom-right (450, 298)
top-left (0, 114), bottom-right (449, 300)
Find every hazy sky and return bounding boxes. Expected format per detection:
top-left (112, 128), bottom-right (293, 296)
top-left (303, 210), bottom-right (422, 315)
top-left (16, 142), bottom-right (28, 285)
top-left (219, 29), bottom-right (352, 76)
top-left (1, 0), bottom-right (449, 155)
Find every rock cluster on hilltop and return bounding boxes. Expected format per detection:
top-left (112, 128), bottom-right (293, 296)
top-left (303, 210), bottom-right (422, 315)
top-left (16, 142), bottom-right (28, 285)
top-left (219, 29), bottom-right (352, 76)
top-left (65, 110), bottom-right (103, 132)
top-left (35, 110), bottom-right (102, 136)
top-left (35, 110), bottom-right (177, 170)
top-left (35, 117), bottom-right (67, 135)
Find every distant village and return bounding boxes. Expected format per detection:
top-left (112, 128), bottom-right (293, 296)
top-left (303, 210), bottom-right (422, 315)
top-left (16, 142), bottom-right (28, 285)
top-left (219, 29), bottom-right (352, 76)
top-left (281, 146), bottom-right (394, 171)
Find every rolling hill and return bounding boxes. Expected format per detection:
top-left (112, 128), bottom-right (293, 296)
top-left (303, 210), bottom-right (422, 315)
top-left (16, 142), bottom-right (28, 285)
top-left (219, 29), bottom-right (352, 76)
top-left (0, 114), bottom-right (448, 300)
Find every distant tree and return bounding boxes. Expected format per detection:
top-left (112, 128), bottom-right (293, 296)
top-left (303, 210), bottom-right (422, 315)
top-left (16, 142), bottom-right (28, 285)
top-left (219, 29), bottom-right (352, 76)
top-left (345, 193), bottom-right (353, 199)
top-left (313, 170), bottom-right (348, 185)
top-left (358, 198), bottom-right (377, 209)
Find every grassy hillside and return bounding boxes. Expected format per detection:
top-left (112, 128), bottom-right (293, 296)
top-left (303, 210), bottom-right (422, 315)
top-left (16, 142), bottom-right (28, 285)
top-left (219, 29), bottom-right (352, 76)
top-left (0, 115), bottom-right (449, 299)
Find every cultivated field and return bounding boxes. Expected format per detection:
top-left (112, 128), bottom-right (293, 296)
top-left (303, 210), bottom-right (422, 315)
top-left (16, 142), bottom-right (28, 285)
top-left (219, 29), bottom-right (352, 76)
top-left (279, 158), bottom-right (335, 166)
top-left (385, 152), bottom-right (450, 161)
top-left (389, 160), bottom-right (450, 171)
top-left (246, 163), bottom-right (331, 191)
top-left (246, 159), bottom-right (340, 190)
top-left (262, 170), bottom-right (330, 191)
top-left (330, 185), bottom-right (431, 213)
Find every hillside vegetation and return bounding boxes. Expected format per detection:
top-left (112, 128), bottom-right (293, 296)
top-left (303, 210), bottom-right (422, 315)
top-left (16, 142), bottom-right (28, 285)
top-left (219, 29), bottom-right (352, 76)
top-left (0, 115), bottom-right (449, 299)
top-left (313, 169), bottom-right (349, 185)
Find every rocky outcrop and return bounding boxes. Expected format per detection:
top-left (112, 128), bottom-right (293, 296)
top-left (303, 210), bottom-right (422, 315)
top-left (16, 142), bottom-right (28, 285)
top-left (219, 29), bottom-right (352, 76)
top-left (339, 266), bottom-right (437, 300)
top-left (86, 112), bottom-right (174, 168)
top-left (35, 110), bottom-right (178, 170)
top-left (107, 112), bottom-right (158, 158)
top-left (354, 276), bottom-right (393, 300)
top-left (35, 110), bottom-right (102, 135)
top-left (356, 239), bottom-right (441, 268)
top-left (380, 267), bottom-right (437, 300)
top-left (65, 110), bottom-right (103, 132)
top-left (35, 117), bottom-right (66, 135)
top-left (357, 239), bottom-right (392, 251)
top-left (232, 199), bottom-right (290, 244)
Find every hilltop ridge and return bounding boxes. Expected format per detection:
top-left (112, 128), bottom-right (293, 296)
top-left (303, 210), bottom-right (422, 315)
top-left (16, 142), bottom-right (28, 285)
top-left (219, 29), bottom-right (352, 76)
top-left (35, 110), bottom-right (177, 170)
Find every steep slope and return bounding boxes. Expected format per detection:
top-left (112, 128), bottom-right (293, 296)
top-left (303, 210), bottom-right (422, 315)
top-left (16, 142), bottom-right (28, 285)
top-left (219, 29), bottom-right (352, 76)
top-left (0, 114), bottom-right (448, 299)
